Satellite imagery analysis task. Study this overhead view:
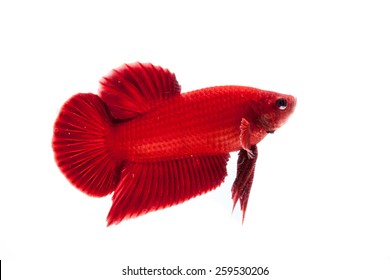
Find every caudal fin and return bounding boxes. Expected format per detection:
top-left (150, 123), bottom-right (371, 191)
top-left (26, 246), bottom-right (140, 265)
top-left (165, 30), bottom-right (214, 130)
top-left (52, 93), bottom-right (122, 197)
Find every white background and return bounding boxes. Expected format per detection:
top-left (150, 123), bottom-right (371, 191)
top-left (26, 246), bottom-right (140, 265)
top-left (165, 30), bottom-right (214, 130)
top-left (1, 0), bottom-right (389, 279)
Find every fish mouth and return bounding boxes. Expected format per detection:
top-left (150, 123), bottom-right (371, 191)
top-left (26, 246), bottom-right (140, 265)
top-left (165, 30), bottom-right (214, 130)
top-left (266, 130), bottom-right (275, 134)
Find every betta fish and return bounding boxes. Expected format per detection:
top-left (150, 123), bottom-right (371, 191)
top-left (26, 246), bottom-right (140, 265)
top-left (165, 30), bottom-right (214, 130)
top-left (52, 62), bottom-right (296, 225)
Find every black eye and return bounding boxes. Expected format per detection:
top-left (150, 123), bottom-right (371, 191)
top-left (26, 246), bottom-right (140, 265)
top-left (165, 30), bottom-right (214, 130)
top-left (275, 98), bottom-right (288, 110)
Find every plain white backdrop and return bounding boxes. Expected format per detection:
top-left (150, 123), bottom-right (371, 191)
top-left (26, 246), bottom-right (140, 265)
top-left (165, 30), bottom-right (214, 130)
top-left (1, 0), bottom-right (389, 279)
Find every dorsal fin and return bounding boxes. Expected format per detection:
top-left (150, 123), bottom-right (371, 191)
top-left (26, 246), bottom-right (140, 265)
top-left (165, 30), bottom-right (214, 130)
top-left (99, 62), bottom-right (181, 119)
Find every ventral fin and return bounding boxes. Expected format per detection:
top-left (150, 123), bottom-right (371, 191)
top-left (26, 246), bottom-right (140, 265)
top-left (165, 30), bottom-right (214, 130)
top-left (99, 62), bottom-right (181, 120)
top-left (107, 154), bottom-right (230, 225)
top-left (232, 145), bottom-right (258, 223)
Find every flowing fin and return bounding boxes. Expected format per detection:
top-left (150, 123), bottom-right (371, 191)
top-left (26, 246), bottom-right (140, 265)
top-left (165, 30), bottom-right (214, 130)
top-left (232, 145), bottom-right (258, 223)
top-left (107, 154), bottom-right (230, 226)
top-left (99, 62), bottom-right (181, 120)
top-left (52, 93), bottom-right (123, 197)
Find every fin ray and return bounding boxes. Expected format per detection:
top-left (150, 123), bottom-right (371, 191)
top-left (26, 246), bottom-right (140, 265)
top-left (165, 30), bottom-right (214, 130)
top-left (52, 93), bottom-right (122, 197)
top-left (99, 62), bottom-right (181, 119)
top-left (107, 154), bottom-right (230, 225)
top-left (232, 145), bottom-right (258, 222)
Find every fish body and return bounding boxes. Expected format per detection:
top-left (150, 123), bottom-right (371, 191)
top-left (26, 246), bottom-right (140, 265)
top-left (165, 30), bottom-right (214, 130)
top-left (53, 63), bottom-right (296, 225)
top-left (109, 86), bottom-right (267, 161)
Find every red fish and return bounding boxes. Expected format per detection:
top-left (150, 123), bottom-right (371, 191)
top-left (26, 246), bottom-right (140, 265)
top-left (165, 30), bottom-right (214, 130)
top-left (52, 62), bottom-right (296, 225)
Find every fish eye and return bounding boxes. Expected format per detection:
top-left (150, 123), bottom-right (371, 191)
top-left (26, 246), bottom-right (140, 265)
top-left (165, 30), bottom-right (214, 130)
top-left (275, 98), bottom-right (288, 110)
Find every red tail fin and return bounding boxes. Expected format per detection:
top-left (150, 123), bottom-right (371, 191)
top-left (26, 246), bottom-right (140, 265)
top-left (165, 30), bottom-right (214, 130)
top-left (52, 93), bottom-right (122, 197)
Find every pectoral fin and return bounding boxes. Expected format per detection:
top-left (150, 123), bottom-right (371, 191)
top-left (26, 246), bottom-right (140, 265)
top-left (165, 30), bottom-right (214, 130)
top-left (232, 145), bottom-right (258, 223)
top-left (240, 118), bottom-right (254, 158)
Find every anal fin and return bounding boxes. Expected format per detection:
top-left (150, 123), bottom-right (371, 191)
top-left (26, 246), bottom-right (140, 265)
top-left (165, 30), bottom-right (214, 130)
top-left (107, 154), bottom-right (230, 225)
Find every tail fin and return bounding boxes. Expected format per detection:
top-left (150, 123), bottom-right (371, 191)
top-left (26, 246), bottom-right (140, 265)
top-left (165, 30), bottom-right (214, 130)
top-left (52, 93), bottom-right (122, 197)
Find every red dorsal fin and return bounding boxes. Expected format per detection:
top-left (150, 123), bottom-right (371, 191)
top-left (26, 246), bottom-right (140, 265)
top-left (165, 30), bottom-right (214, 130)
top-left (107, 154), bottom-right (230, 225)
top-left (99, 62), bottom-right (181, 120)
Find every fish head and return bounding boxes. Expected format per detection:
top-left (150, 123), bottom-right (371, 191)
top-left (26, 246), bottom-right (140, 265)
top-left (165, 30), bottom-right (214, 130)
top-left (253, 90), bottom-right (296, 133)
